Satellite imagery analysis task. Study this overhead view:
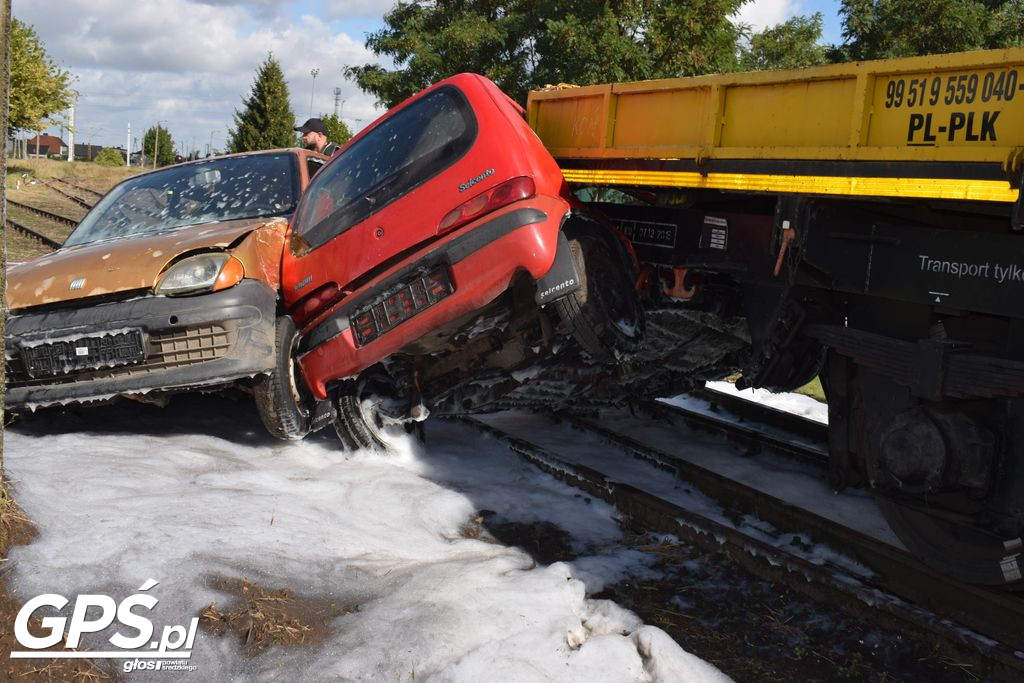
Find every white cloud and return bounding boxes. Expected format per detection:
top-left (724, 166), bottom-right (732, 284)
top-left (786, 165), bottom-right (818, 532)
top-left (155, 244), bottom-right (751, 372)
top-left (733, 0), bottom-right (804, 32)
top-left (328, 0), bottom-right (398, 19)
top-left (12, 0), bottom-right (384, 153)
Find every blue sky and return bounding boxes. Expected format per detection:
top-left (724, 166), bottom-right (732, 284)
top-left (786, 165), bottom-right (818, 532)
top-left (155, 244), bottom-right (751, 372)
top-left (805, 0), bottom-right (844, 44)
top-left (18, 1), bottom-right (848, 153)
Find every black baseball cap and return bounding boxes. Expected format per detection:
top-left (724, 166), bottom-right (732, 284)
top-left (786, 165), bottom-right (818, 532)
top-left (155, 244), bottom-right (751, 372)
top-left (295, 118), bottom-right (327, 134)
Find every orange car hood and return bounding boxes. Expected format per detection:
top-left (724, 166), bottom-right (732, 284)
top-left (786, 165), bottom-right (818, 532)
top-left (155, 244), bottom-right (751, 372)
top-left (6, 216), bottom-right (286, 311)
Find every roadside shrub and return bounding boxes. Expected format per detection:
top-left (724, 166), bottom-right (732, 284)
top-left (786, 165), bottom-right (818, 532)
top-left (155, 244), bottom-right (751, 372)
top-left (94, 147), bottom-right (125, 167)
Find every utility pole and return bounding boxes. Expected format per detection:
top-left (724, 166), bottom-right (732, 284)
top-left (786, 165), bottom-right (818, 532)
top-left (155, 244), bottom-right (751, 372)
top-left (126, 122), bottom-right (131, 166)
top-left (309, 67), bottom-right (320, 119)
top-left (67, 93), bottom-right (77, 161)
top-left (153, 122), bottom-right (160, 169)
top-left (85, 126), bottom-right (98, 160)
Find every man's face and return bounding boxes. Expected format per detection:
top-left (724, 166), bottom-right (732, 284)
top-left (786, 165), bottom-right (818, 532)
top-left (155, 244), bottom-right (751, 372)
top-left (301, 130), bottom-right (326, 151)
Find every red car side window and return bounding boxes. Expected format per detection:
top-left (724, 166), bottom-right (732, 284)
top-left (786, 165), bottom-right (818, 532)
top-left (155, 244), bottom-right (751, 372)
top-left (291, 86), bottom-right (478, 253)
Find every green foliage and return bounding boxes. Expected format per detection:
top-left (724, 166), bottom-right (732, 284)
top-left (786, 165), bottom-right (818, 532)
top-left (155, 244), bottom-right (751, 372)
top-left (991, 1), bottom-right (1024, 48)
top-left (229, 54), bottom-right (296, 152)
top-left (836, 0), bottom-right (1024, 61)
top-left (740, 13), bottom-right (828, 71)
top-left (142, 125), bottom-right (175, 167)
top-left (94, 147), bottom-right (125, 167)
top-left (319, 113), bottom-right (353, 147)
top-left (344, 0), bottom-right (747, 108)
top-left (9, 18), bottom-right (74, 136)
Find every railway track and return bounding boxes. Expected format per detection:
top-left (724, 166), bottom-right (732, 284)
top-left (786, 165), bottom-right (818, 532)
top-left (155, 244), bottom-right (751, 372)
top-left (51, 177), bottom-right (105, 201)
top-left (38, 178), bottom-right (94, 210)
top-left (5, 218), bottom-right (63, 249)
top-left (7, 199), bottom-right (78, 228)
top-left (640, 388), bottom-right (830, 469)
top-left (462, 404), bottom-right (1024, 680)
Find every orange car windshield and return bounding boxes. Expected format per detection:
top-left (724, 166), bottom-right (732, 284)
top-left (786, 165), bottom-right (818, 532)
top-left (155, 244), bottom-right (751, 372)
top-left (65, 154), bottom-right (300, 247)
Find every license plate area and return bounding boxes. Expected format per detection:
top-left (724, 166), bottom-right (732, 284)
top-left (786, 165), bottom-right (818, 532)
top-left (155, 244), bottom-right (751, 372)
top-left (350, 264), bottom-right (455, 347)
top-left (617, 219), bottom-right (678, 249)
top-left (22, 330), bottom-right (146, 378)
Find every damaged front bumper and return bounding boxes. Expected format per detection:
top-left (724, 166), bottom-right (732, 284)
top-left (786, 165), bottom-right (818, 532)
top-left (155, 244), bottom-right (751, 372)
top-left (5, 280), bottom-right (277, 409)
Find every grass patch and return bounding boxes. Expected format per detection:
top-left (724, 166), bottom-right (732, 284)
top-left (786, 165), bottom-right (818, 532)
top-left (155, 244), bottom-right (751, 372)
top-left (200, 577), bottom-right (352, 652)
top-left (720, 374), bottom-right (827, 404)
top-left (794, 377), bottom-right (826, 403)
top-left (5, 158), bottom-right (141, 185)
top-left (0, 483), bottom-right (36, 557)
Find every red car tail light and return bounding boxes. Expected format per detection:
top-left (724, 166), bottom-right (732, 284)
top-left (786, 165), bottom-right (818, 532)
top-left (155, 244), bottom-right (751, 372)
top-left (438, 176), bottom-right (536, 235)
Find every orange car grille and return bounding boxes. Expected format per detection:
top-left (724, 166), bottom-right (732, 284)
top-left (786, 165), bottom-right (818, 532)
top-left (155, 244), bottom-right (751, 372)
top-left (6, 324), bottom-right (235, 389)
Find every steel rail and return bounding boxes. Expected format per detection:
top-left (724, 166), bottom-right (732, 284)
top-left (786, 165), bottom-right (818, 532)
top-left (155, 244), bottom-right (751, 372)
top-left (462, 413), bottom-right (1024, 681)
top-left (38, 179), bottom-right (93, 210)
top-left (689, 386), bottom-right (830, 443)
top-left (52, 177), bottom-right (104, 200)
top-left (5, 218), bottom-right (62, 249)
top-left (639, 394), bottom-right (829, 469)
top-left (7, 199), bottom-right (78, 228)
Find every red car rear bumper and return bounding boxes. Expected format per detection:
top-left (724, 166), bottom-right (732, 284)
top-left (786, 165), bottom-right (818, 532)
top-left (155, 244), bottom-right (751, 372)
top-left (296, 194), bottom-right (571, 399)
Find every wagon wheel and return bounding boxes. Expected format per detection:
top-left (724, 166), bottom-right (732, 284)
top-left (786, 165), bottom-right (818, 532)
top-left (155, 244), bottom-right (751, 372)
top-left (874, 495), bottom-right (1024, 586)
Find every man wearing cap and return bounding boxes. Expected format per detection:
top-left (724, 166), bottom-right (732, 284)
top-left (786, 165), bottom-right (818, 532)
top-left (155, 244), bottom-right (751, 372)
top-left (295, 118), bottom-right (341, 156)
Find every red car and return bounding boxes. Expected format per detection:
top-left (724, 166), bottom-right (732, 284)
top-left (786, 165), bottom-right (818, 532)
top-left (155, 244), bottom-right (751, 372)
top-left (281, 74), bottom-right (644, 448)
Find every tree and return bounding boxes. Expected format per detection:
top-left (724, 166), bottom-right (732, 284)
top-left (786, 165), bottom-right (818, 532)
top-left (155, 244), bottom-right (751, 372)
top-left (2, 0), bottom-right (11, 467)
top-left (740, 13), bottom-right (828, 71)
top-left (319, 113), bottom-right (352, 147)
top-left (94, 147), bottom-right (125, 167)
top-left (344, 0), bottom-right (748, 108)
top-left (8, 18), bottom-right (73, 136)
top-left (143, 125), bottom-right (175, 167)
top-left (836, 0), bottom-right (1024, 61)
top-left (228, 54), bottom-right (295, 152)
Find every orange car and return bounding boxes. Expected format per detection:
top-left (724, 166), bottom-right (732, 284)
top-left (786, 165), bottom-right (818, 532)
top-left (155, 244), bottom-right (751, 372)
top-left (5, 149), bottom-right (330, 438)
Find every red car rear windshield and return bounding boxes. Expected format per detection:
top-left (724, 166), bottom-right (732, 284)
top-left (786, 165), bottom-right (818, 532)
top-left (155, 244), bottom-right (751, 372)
top-left (291, 85), bottom-right (477, 253)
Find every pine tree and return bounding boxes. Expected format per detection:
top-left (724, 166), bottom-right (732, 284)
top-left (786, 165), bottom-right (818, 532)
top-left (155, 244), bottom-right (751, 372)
top-left (228, 54), bottom-right (295, 153)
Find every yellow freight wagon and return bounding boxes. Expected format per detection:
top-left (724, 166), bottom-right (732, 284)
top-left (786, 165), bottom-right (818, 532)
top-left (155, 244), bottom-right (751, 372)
top-left (528, 49), bottom-right (1024, 587)
top-left (527, 49), bottom-right (1024, 203)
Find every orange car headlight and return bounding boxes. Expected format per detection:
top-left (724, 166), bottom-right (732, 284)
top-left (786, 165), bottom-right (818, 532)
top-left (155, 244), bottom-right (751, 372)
top-left (155, 253), bottom-right (244, 296)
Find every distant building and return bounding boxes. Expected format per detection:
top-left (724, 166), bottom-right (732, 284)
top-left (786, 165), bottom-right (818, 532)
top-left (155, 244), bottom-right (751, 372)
top-left (25, 135), bottom-right (67, 158)
top-left (74, 143), bottom-right (106, 161)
